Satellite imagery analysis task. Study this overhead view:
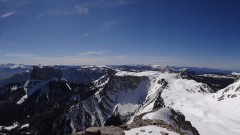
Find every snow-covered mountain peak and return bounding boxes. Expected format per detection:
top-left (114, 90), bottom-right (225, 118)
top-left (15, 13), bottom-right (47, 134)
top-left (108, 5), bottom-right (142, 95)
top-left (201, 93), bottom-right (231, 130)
top-left (0, 63), bottom-right (28, 69)
top-left (232, 72), bottom-right (240, 77)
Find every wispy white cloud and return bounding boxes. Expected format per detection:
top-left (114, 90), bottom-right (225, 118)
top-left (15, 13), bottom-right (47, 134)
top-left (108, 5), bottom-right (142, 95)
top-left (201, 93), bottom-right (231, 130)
top-left (37, 6), bottom-right (89, 18)
top-left (103, 18), bottom-right (125, 30)
top-left (0, 0), bottom-right (31, 18)
top-left (4, 53), bottom-right (35, 57)
top-left (79, 0), bottom-right (137, 8)
top-left (131, 56), bottom-right (176, 60)
top-left (113, 55), bottom-right (129, 59)
top-left (0, 11), bottom-right (16, 18)
top-left (75, 5), bottom-right (89, 14)
top-left (4, 51), bottom-right (176, 65)
top-left (102, 17), bottom-right (136, 30)
top-left (50, 55), bottom-right (176, 65)
top-left (79, 50), bottom-right (109, 56)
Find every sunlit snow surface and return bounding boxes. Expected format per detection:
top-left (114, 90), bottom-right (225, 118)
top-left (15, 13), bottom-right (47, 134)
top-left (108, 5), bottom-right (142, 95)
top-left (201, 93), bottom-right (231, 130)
top-left (124, 125), bottom-right (179, 135)
top-left (143, 108), bottom-right (175, 125)
top-left (17, 80), bottom-right (51, 104)
top-left (1, 122), bottom-right (19, 131)
top-left (21, 124), bottom-right (29, 129)
top-left (176, 80), bottom-right (240, 135)
top-left (117, 71), bottom-right (240, 135)
top-left (232, 72), bottom-right (240, 76)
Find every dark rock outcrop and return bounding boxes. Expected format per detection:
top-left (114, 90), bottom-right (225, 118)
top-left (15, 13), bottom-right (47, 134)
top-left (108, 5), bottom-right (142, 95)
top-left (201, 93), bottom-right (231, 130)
top-left (85, 127), bottom-right (101, 135)
top-left (31, 66), bottom-right (62, 80)
top-left (81, 126), bottom-right (125, 135)
top-left (80, 107), bottom-right (200, 135)
top-left (169, 109), bottom-right (199, 135)
top-left (129, 107), bottom-right (199, 135)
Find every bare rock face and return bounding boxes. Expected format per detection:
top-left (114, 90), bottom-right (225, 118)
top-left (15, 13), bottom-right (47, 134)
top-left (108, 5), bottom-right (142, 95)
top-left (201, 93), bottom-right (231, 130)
top-left (30, 66), bottom-right (62, 80)
top-left (130, 108), bottom-right (200, 135)
top-left (82, 126), bottom-right (125, 135)
top-left (85, 127), bottom-right (101, 135)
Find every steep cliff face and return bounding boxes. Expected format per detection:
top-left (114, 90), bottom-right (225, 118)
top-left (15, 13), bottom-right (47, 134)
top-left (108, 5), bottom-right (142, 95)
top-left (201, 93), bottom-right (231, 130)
top-left (51, 75), bottom-right (150, 135)
top-left (31, 66), bottom-right (62, 80)
top-left (49, 70), bottom-right (212, 135)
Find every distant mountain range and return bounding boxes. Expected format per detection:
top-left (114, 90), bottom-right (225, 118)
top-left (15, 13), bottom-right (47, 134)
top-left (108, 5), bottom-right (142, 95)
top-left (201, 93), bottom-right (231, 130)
top-left (0, 64), bottom-right (239, 135)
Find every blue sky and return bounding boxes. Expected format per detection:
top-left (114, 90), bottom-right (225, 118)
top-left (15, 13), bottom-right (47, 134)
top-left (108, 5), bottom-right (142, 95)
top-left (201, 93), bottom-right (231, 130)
top-left (0, 0), bottom-right (240, 70)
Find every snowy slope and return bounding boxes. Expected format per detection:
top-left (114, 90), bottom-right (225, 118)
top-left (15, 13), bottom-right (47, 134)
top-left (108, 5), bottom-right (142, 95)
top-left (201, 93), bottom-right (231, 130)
top-left (116, 71), bottom-right (213, 123)
top-left (116, 71), bottom-right (166, 118)
top-left (16, 80), bottom-right (50, 104)
top-left (215, 79), bottom-right (240, 100)
top-left (164, 79), bottom-right (240, 135)
top-left (143, 108), bottom-right (178, 126)
top-left (232, 72), bottom-right (240, 76)
top-left (124, 125), bottom-right (179, 135)
top-left (117, 70), bottom-right (240, 135)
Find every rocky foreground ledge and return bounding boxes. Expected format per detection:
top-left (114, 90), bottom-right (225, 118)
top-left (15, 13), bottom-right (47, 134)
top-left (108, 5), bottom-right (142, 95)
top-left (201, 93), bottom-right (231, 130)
top-left (76, 108), bottom-right (199, 135)
top-left (76, 120), bottom-right (197, 135)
